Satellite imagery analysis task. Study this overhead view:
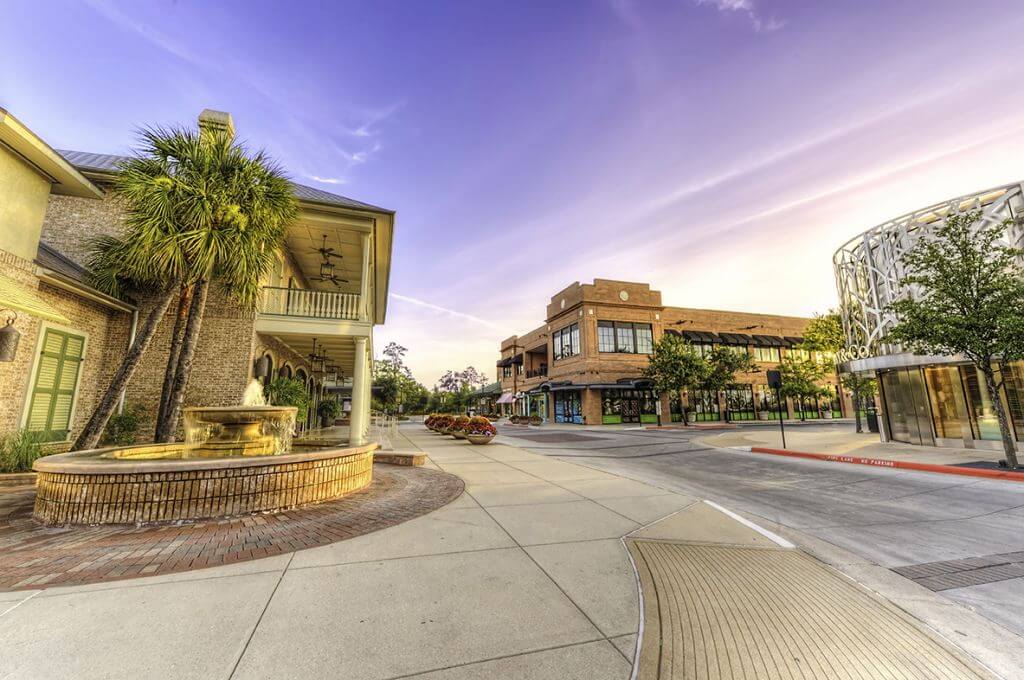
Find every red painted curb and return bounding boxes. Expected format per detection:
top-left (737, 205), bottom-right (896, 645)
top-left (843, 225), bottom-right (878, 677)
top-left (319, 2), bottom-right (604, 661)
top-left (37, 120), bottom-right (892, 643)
top-left (748, 446), bottom-right (1024, 482)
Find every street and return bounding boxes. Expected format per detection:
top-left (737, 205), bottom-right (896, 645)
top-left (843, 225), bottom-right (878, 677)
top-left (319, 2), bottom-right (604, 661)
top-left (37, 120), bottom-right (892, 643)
top-left (499, 422), bottom-right (1024, 645)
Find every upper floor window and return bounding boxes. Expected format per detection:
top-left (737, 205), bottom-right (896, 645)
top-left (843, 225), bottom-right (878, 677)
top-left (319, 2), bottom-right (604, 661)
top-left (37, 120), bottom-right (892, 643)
top-left (552, 323), bottom-right (580, 361)
top-left (502, 365), bottom-right (512, 379)
top-left (598, 321), bottom-right (653, 354)
top-left (753, 346), bottom-right (781, 362)
top-left (788, 347), bottom-right (811, 361)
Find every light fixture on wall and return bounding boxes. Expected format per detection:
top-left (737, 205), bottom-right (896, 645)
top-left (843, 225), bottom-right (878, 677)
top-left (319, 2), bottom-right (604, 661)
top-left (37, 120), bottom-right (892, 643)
top-left (254, 354), bottom-right (270, 378)
top-left (0, 312), bottom-right (18, 362)
top-left (308, 338), bottom-right (327, 373)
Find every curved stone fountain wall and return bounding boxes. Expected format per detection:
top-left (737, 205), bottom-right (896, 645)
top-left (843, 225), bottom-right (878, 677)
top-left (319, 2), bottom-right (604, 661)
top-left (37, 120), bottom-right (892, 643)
top-left (33, 443), bottom-right (377, 526)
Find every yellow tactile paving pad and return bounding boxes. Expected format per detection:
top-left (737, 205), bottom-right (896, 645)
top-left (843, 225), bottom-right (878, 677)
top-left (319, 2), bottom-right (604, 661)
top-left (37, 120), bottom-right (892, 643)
top-left (628, 541), bottom-right (988, 680)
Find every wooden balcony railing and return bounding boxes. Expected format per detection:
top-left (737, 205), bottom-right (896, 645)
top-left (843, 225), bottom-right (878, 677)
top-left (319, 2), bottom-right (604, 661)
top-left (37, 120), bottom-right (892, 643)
top-left (260, 286), bottom-right (361, 320)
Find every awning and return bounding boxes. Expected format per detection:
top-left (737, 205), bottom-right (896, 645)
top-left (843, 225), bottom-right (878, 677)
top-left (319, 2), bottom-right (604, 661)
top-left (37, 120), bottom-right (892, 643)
top-left (496, 392), bottom-right (515, 404)
top-left (0, 274), bottom-right (70, 324)
top-left (717, 332), bottom-right (753, 346)
top-left (510, 354), bottom-right (523, 365)
top-left (537, 381), bottom-right (581, 392)
top-left (784, 336), bottom-right (805, 347)
top-left (496, 357), bottom-right (512, 368)
top-left (681, 330), bottom-right (719, 344)
top-left (752, 334), bottom-right (787, 347)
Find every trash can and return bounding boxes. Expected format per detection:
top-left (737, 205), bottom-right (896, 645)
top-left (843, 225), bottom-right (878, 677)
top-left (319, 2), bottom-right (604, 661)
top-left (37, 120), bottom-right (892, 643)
top-left (866, 409), bottom-right (880, 433)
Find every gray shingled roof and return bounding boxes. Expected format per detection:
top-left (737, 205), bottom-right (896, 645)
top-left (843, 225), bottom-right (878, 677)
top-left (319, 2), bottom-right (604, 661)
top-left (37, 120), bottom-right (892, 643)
top-left (35, 241), bottom-right (91, 285)
top-left (58, 150), bottom-right (392, 213)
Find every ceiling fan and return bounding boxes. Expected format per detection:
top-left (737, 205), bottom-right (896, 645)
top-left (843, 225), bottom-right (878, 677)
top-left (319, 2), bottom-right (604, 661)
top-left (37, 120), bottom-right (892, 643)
top-left (308, 234), bottom-right (349, 286)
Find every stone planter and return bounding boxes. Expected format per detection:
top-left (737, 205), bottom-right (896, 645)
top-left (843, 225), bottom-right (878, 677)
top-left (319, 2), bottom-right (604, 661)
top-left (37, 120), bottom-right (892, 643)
top-left (452, 430), bottom-right (467, 439)
top-left (757, 411), bottom-right (770, 421)
top-left (823, 411), bottom-right (834, 419)
top-left (466, 434), bottom-right (495, 445)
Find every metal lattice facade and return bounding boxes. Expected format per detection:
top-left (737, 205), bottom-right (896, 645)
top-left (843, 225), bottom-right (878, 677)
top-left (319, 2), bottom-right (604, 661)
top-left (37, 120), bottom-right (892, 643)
top-left (833, 182), bottom-right (1024, 362)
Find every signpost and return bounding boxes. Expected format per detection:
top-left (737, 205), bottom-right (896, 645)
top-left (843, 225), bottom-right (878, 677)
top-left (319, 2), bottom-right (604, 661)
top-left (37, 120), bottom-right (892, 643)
top-left (767, 369), bottom-right (786, 449)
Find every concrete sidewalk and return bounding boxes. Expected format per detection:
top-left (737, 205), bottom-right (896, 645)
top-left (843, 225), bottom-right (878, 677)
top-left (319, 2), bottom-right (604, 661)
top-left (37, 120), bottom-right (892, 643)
top-left (0, 424), bottom-right (999, 679)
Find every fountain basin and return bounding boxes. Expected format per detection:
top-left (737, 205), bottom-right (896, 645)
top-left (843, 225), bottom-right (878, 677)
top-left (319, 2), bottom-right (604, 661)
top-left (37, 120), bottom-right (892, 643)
top-left (182, 405), bottom-right (297, 458)
top-left (32, 441), bottom-right (376, 526)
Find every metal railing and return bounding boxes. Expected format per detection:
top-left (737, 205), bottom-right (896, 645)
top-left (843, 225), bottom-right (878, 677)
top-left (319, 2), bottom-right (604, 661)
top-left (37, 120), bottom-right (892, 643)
top-left (525, 368), bottom-right (548, 379)
top-left (260, 286), bottom-right (361, 320)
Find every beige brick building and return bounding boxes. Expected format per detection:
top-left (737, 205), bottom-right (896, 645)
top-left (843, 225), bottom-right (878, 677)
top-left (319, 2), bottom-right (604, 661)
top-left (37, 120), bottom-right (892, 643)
top-left (0, 108), bottom-right (393, 449)
top-left (497, 279), bottom-right (847, 425)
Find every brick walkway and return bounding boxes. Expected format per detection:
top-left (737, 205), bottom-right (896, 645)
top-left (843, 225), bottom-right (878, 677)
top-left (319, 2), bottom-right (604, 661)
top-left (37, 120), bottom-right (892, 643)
top-left (0, 465), bottom-right (463, 591)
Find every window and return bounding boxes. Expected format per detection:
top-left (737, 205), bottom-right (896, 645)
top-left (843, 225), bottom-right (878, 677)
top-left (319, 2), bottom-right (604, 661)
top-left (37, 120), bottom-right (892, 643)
top-left (788, 347), bottom-right (811, 361)
top-left (502, 365), bottom-right (512, 379)
top-left (725, 386), bottom-right (756, 420)
top-left (552, 323), bottom-right (580, 361)
top-left (687, 389), bottom-right (720, 422)
top-left (26, 329), bottom-right (85, 441)
top-left (693, 343), bottom-right (714, 357)
top-left (553, 391), bottom-right (582, 423)
top-left (753, 346), bottom-right (780, 362)
top-left (597, 321), bottom-right (653, 354)
top-left (601, 388), bottom-right (658, 424)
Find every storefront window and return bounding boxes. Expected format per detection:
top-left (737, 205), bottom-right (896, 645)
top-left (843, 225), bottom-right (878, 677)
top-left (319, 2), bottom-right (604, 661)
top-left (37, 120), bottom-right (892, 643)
top-left (961, 366), bottom-right (1002, 440)
top-left (601, 388), bottom-right (657, 424)
top-left (688, 389), bottom-right (720, 422)
top-left (725, 385), bottom-right (755, 420)
top-left (669, 391), bottom-right (683, 422)
top-left (880, 368), bottom-right (934, 446)
top-left (756, 385), bottom-right (784, 419)
top-left (1002, 361), bottom-right (1024, 441)
top-left (553, 391), bottom-right (582, 424)
top-left (598, 323), bottom-right (615, 353)
top-left (924, 366), bottom-right (966, 439)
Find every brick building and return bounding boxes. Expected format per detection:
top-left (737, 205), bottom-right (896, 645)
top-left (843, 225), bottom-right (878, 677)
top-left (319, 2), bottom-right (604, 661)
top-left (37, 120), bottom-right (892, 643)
top-left (0, 107), bottom-right (393, 448)
top-left (497, 279), bottom-right (847, 425)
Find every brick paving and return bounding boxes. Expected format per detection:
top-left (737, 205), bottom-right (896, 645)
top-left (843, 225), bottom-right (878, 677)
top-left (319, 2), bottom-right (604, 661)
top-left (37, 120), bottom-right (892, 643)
top-left (0, 465), bottom-right (463, 592)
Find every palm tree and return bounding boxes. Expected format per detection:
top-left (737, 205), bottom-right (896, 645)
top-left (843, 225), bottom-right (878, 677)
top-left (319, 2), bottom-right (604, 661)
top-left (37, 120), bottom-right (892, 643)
top-left (143, 126), bottom-right (298, 442)
top-left (72, 124), bottom-right (297, 450)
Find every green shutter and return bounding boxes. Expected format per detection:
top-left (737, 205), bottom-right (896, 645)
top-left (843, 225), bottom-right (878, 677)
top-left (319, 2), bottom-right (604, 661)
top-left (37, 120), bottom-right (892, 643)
top-left (26, 329), bottom-right (85, 441)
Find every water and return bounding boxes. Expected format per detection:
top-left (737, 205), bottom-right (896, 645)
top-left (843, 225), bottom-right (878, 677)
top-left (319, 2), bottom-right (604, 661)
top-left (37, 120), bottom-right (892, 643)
top-left (242, 379), bottom-right (267, 406)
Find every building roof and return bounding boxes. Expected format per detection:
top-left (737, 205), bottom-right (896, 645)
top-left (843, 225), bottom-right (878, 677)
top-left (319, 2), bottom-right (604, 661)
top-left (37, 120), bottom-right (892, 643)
top-left (57, 150), bottom-right (393, 214)
top-left (35, 241), bottom-right (91, 286)
top-left (0, 109), bottom-right (103, 199)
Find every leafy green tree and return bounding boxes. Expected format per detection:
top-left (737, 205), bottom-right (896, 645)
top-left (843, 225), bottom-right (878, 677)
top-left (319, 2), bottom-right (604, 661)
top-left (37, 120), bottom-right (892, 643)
top-left (643, 334), bottom-right (708, 425)
top-left (801, 311), bottom-right (876, 432)
top-left (887, 211), bottom-right (1024, 468)
top-left (264, 377), bottom-right (311, 424)
top-left (777, 355), bottom-right (832, 421)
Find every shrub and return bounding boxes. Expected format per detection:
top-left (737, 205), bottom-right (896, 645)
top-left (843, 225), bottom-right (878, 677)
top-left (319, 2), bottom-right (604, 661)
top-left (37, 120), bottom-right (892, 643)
top-left (101, 406), bottom-right (144, 446)
top-left (434, 414), bottom-right (454, 430)
top-left (264, 377), bottom-right (311, 424)
top-left (0, 429), bottom-right (46, 473)
top-left (317, 399), bottom-right (342, 422)
top-left (452, 415), bottom-right (471, 432)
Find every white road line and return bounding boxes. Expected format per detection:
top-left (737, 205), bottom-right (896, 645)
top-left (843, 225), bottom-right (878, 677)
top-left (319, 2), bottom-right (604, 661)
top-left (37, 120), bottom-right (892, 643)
top-left (703, 500), bottom-right (795, 548)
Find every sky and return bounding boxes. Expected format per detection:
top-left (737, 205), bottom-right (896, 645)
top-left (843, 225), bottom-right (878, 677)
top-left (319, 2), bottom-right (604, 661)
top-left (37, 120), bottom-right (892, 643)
top-left (4, 0), bottom-right (1024, 387)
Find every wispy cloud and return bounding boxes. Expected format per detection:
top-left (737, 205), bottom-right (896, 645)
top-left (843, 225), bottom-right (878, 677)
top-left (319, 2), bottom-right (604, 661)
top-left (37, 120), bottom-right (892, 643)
top-left (694, 0), bottom-right (784, 33)
top-left (389, 293), bottom-right (500, 329)
top-left (339, 102), bottom-right (405, 138)
top-left (305, 175), bottom-right (347, 185)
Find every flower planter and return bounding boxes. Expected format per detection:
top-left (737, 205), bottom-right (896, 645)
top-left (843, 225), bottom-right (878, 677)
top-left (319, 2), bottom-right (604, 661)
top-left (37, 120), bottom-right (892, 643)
top-left (452, 430), bottom-right (467, 439)
top-left (466, 434), bottom-right (494, 445)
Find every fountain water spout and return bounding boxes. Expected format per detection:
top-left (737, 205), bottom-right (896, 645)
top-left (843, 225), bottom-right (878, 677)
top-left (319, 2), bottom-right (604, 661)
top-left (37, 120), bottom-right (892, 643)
top-left (243, 378), bottom-right (267, 406)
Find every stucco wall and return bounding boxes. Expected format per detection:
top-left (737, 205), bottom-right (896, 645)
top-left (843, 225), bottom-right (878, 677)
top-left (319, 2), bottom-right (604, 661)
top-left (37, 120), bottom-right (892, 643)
top-left (0, 147), bottom-right (50, 261)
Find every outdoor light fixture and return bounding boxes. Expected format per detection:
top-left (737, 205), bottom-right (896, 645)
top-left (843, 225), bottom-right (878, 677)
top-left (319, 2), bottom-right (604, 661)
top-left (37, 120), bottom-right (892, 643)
top-left (319, 260), bottom-right (335, 279)
top-left (0, 313), bottom-right (19, 362)
top-left (254, 355), bottom-right (270, 377)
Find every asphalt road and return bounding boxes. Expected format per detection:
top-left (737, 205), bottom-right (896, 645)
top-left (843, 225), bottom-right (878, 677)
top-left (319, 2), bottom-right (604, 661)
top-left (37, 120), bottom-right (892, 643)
top-left (498, 422), bottom-right (1024, 642)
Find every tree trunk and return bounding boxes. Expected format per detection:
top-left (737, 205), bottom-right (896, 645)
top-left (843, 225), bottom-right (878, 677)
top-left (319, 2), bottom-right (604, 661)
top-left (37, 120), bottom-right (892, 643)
top-left (982, 367), bottom-right (1019, 469)
top-left (155, 284), bottom-right (193, 437)
top-left (73, 283), bottom-right (180, 451)
top-left (852, 384), bottom-right (863, 433)
top-left (156, 277), bottom-right (210, 443)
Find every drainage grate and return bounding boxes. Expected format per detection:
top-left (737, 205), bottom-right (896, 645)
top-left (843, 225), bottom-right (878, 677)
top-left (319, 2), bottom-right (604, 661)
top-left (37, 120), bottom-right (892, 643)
top-left (893, 551), bottom-right (1024, 591)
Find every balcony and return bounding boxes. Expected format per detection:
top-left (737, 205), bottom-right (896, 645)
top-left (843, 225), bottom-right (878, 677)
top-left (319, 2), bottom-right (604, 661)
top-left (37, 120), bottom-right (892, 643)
top-left (525, 367), bottom-right (548, 379)
top-left (260, 286), bottom-right (361, 321)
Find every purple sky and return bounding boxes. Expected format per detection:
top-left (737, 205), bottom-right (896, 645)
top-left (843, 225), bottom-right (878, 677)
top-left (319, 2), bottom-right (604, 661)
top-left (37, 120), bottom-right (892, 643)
top-left (4, 0), bottom-right (1024, 385)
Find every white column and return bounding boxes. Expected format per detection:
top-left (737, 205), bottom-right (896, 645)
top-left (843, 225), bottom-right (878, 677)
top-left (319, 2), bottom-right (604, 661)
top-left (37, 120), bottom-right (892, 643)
top-left (349, 336), bottom-right (368, 446)
top-left (359, 233), bottom-right (370, 322)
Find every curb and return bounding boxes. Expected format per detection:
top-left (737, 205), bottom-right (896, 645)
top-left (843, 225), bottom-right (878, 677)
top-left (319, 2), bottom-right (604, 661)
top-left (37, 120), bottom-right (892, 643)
top-left (748, 446), bottom-right (1024, 482)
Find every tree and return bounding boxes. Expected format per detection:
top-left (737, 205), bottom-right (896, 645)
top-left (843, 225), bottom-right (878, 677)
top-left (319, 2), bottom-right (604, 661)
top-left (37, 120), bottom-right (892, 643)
top-left (887, 211), bottom-right (1024, 469)
top-left (776, 355), bottom-right (831, 420)
top-left (140, 125), bottom-right (297, 442)
top-left (801, 311), bottom-right (877, 432)
top-left (643, 334), bottom-right (708, 425)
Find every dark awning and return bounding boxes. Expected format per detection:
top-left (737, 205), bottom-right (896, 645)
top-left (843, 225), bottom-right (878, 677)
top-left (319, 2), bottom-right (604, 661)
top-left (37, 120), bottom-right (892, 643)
top-left (538, 381), bottom-right (580, 392)
top-left (496, 357), bottom-right (512, 368)
top-left (783, 336), bottom-right (805, 347)
top-left (510, 354), bottom-right (524, 365)
top-left (752, 334), bottom-right (787, 347)
top-left (718, 332), bottom-right (753, 346)
top-left (681, 330), bottom-right (719, 344)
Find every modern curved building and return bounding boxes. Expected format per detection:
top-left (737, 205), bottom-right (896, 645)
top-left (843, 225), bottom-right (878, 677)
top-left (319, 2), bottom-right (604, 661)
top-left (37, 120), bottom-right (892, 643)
top-left (834, 182), bottom-right (1024, 450)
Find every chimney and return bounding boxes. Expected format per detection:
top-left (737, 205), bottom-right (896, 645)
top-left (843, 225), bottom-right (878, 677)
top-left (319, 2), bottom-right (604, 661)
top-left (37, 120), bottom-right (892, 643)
top-left (197, 109), bottom-right (235, 138)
